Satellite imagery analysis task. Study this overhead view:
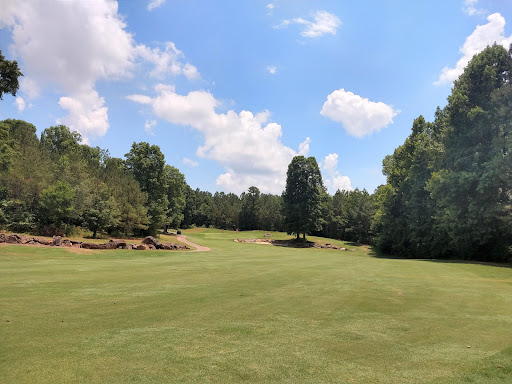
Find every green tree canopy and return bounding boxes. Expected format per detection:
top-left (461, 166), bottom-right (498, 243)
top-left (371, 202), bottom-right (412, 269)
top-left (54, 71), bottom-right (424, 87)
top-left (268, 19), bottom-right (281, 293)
top-left (282, 156), bottom-right (324, 240)
top-left (0, 50), bottom-right (23, 100)
top-left (125, 142), bottom-right (169, 236)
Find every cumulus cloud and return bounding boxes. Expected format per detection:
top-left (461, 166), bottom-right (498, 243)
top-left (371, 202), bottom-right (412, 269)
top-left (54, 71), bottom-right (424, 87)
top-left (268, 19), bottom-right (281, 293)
top-left (14, 96), bottom-right (25, 111)
top-left (435, 13), bottom-right (512, 85)
top-left (266, 66), bottom-right (277, 75)
top-left (298, 137), bottom-right (311, 156)
top-left (147, 0), bottom-right (166, 11)
top-left (463, 0), bottom-right (486, 16)
top-left (135, 42), bottom-right (199, 80)
top-left (144, 119), bottom-right (157, 135)
top-left (57, 90), bottom-right (109, 143)
top-left (321, 89), bottom-right (399, 138)
top-left (0, 0), bottom-right (199, 141)
top-left (127, 85), bottom-right (308, 194)
top-left (183, 157), bottom-right (199, 167)
top-left (321, 153), bottom-right (352, 194)
top-left (276, 11), bottom-right (341, 38)
top-left (266, 4), bottom-right (275, 15)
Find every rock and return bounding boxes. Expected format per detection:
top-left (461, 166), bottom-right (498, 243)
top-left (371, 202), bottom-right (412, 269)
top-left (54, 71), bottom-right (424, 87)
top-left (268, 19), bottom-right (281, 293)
top-left (147, 244), bottom-right (156, 250)
top-left (136, 244), bottom-right (147, 250)
top-left (7, 234), bottom-right (24, 244)
top-left (71, 243), bottom-right (81, 248)
top-left (81, 242), bottom-right (101, 249)
top-left (0, 233), bottom-right (5, 243)
top-left (62, 241), bottom-right (73, 247)
top-left (142, 236), bottom-right (160, 247)
top-left (53, 236), bottom-right (62, 246)
top-left (36, 237), bottom-right (51, 245)
top-left (264, 233), bottom-right (272, 238)
top-left (115, 240), bottom-right (127, 248)
top-left (161, 242), bottom-right (178, 250)
top-left (105, 240), bottom-right (117, 250)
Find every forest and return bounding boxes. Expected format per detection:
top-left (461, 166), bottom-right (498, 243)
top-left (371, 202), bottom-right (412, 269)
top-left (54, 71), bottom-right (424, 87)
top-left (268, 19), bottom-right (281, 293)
top-left (1, 44), bottom-right (511, 262)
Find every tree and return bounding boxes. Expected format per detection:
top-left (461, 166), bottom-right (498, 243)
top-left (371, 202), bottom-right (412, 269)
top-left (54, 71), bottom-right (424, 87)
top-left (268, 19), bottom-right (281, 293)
top-left (427, 44), bottom-right (512, 261)
top-left (239, 186), bottom-right (260, 230)
top-left (38, 181), bottom-right (75, 233)
top-left (0, 50), bottom-right (23, 100)
top-left (282, 156), bottom-right (324, 240)
top-left (374, 116), bottom-right (442, 257)
top-left (125, 142), bottom-right (169, 236)
top-left (0, 121), bottom-right (15, 172)
top-left (164, 165), bottom-right (187, 230)
top-left (77, 180), bottom-right (118, 238)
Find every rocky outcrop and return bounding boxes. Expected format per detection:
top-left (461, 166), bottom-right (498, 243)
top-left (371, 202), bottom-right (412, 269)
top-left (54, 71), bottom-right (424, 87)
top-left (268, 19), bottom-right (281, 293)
top-left (0, 233), bottom-right (189, 251)
top-left (142, 236), bottom-right (160, 248)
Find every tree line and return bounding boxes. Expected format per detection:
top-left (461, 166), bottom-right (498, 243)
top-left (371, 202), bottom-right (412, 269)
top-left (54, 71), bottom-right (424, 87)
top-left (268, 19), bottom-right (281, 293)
top-left (0, 119), bottom-right (374, 242)
top-left (374, 44), bottom-right (512, 262)
top-left (1, 44), bottom-right (511, 261)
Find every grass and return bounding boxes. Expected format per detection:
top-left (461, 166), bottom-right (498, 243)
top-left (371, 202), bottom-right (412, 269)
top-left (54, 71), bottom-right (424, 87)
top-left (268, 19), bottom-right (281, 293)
top-left (1, 228), bottom-right (511, 383)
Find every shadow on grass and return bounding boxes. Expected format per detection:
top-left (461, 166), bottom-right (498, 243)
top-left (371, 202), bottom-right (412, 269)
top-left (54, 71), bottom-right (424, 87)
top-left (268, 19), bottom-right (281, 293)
top-left (367, 246), bottom-right (512, 269)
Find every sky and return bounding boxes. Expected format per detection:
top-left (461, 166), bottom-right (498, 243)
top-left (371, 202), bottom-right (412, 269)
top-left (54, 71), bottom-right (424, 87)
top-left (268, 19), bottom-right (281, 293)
top-left (1, 0), bottom-right (512, 195)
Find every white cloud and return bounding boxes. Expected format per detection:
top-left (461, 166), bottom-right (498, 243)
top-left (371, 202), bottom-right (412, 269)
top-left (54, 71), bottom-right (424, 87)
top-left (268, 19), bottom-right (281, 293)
top-left (0, 0), bottom-right (198, 141)
top-left (135, 42), bottom-right (200, 80)
top-left (183, 157), bottom-right (199, 167)
top-left (19, 77), bottom-right (39, 99)
top-left (266, 4), bottom-right (275, 15)
top-left (147, 0), bottom-right (166, 11)
top-left (463, 0), bottom-right (486, 16)
top-left (14, 96), bottom-right (25, 111)
top-left (321, 89), bottom-right (399, 138)
top-left (57, 90), bottom-right (109, 143)
top-left (435, 13), bottom-right (512, 85)
top-left (276, 11), bottom-right (341, 38)
top-left (125, 94), bottom-right (153, 104)
top-left (144, 119), bottom-right (157, 135)
top-left (266, 65), bottom-right (277, 75)
top-left (127, 86), bottom-right (308, 194)
top-left (298, 137), bottom-right (311, 156)
top-left (321, 153), bottom-right (352, 194)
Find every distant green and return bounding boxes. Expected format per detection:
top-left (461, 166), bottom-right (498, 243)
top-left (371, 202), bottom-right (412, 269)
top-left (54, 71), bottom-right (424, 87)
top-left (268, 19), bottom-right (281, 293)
top-left (1, 229), bottom-right (511, 383)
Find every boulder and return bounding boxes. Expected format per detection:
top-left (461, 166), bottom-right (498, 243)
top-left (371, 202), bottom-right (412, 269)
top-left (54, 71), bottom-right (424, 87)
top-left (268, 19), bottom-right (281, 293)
top-left (53, 236), bottom-right (62, 246)
top-left (114, 240), bottom-right (128, 248)
top-left (147, 244), bottom-right (156, 250)
top-left (62, 240), bottom-right (73, 247)
top-left (81, 242), bottom-right (101, 249)
top-left (36, 237), bottom-right (51, 245)
top-left (0, 233), bottom-right (5, 243)
top-left (105, 240), bottom-right (118, 250)
top-left (136, 244), bottom-right (147, 250)
top-left (7, 234), bottom-right (24, 244)
top-left (161, 243), bottom-right (176, 250)
top-left (142, 236), bottom-right (161, 248)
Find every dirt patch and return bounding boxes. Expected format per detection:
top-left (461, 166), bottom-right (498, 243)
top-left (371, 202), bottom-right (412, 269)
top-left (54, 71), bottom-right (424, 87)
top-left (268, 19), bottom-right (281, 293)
top-left (235, 238), bottom-right (349, 250)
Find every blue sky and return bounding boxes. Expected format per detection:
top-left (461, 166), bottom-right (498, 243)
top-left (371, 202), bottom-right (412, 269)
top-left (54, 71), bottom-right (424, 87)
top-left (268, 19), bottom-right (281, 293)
top-left (1, 0), bottom-right (512, 194)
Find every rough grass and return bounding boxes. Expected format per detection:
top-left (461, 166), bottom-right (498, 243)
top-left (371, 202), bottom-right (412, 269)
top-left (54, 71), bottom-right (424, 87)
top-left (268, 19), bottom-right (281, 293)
top-left (1, 229), bottom-right (511, 383)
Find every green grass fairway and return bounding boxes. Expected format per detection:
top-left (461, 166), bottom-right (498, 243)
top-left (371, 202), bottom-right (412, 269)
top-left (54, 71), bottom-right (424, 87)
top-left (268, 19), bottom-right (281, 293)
top-left (1, 229), bottom-right (512, 383)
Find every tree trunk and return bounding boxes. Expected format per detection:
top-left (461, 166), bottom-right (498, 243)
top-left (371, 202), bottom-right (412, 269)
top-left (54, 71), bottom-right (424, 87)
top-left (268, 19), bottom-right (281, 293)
top-left (296, 233), bottom-right (300, 240)
top-left (93, 228), bottom-right (97, 239)
top-left (302, 233), bottom-right (306, 240)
